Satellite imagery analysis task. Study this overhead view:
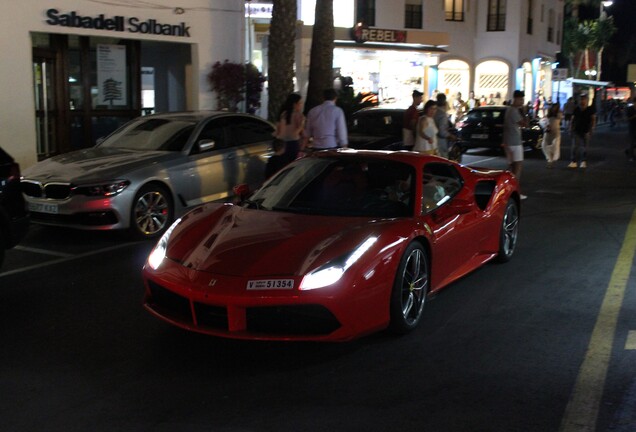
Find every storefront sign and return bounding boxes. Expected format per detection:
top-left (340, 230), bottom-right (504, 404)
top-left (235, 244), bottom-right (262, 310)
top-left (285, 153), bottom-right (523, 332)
top-left (246, 3), bottom-right (274, 19)
top-left (45, 9), bottom-right (191, 37)
top-left (352, 23), bottom-right (406, 44)
top-left (97, 45), bottom-right (127, 106)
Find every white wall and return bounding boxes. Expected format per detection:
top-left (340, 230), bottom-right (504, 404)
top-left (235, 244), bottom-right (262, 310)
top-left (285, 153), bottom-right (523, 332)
top-left (0, 0), bottom-right (244, 169)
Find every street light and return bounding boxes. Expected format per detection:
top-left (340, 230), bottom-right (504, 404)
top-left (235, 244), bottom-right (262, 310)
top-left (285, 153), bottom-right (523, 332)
top-left (600, 1), bottom-right (613, 20)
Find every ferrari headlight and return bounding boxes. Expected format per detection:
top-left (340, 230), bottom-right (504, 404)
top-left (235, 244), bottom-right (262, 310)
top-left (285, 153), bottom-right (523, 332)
top-left (147, 218), bottom-right (181, 270)
top-left (73, 180), bottom-right (130, 197)
top-left (300, 236), bottom-right (377, 290)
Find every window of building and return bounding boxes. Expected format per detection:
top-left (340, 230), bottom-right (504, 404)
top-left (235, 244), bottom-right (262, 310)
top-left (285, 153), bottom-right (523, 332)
top-left (405, 0), bottom-right (423, 28)
top-left (547, 9), bottom-right (554, 42)
top-left (541, 4), bottom-right (544, 22)
top-left (487, 0), bottom-right (506, 31)
top-left (445, 0), bottom-right (464, 22)
top-left (527, 0), bottom-right (533, 34)
top-left (556, 12), bottom-right (562, 45)
top-left (356, 0), bottom-right (376, 26)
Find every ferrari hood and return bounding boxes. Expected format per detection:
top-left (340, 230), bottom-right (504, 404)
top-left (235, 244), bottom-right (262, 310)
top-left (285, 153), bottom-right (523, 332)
top-left (22, 147), bottom-right (175, 183)
top-left (166, 204), bottom-right (394, 277)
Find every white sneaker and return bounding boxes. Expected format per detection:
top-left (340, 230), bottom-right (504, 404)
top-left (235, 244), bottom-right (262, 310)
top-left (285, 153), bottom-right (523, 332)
top-left (580, 161), bottom-right (587, 168)
top-left (567, 162), bottom-right (577, 169)
top-left (520, 194), bottom-right (528, 200)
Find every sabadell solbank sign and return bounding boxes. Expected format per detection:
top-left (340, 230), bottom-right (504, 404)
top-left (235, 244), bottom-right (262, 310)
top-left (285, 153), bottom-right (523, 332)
top-left (45, 9), bottom-right (191, 37)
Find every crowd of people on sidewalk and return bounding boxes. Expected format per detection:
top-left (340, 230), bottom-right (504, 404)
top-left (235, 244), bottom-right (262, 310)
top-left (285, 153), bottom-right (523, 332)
top-left (266, 87), bottom-right (636, 203)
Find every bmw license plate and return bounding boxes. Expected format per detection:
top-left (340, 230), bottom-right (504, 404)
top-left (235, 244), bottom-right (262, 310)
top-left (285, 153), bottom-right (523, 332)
top-left (471, 133), bottom-right (488, 139)
top-left (247, 279), bottom-right (294, 290)
top-left (28, 202), bottom-right (59, 214)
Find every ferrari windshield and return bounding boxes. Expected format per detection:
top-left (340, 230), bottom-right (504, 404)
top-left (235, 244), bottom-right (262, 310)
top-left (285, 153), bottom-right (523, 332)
top-left (98, 118), bottom-right (196, 151)
top-left (247, 156), bottom-right (415, 218)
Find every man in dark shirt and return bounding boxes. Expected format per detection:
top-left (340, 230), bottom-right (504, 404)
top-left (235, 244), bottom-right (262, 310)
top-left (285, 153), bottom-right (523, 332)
top-left (568, 94), bottom-right (596, 169)
top-left (402, 90), bottom-right (423, 150)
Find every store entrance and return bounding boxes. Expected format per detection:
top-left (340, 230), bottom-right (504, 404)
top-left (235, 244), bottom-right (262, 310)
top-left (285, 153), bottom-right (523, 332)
top-left (32, 50), bottom-right (59, 159)
top-left (31, 33), bottom-right (191, 159)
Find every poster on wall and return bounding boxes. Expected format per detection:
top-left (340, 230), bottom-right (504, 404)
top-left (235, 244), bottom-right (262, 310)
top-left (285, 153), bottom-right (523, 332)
top-left (97, 44), bottom-right (127, 106)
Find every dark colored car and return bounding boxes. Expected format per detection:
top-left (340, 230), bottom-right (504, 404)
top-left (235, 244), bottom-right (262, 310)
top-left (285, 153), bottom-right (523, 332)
top-left (0, 147), bottom-right (29, 267)
top-left (348, 107), bottom-right (407, 150)
top-left (455, 106), bottom-right (543, 153)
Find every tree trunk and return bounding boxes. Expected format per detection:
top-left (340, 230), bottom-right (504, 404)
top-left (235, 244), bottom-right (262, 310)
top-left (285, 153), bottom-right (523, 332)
top-left (596, 46), bottom-right (604, 81)
top-left (267, 0), bottom-right (297, 122)
top-left (304, 0), bottom-right (334, 113)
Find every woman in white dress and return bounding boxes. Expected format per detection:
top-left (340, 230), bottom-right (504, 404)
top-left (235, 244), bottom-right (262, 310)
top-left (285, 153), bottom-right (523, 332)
top-left (542, 103), bottom-right (562, 168)
top-left (414, 100), bottom-right (439, 155)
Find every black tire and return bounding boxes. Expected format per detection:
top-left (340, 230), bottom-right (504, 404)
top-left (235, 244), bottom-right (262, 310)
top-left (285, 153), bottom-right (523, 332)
top-left (389, 241), bottom-right (429, 334)
top-left (129, 184), bottom-right (174, 240)
top-left (496, 199), bottom-right (519, 263)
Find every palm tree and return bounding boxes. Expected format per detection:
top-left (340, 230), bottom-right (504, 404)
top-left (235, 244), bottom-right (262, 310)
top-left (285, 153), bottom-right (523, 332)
top-left (563, 0), bottom-right (616, 80)
top-left (591, 16), bottom-right (617, 80)
top-left (267, 0), bottom-right (297, 122)
top-left (304, 0), bottom-right (334, 113)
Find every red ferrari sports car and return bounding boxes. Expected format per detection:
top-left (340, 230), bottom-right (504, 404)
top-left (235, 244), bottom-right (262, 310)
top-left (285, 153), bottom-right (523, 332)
top-left (142, 150), bottom-right (520, 341)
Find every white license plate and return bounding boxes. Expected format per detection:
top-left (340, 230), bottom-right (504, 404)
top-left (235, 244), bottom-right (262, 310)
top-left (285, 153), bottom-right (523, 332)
top-left (471, 133), bottom-right (488, 139)
top-left (247, 279), bottom-right (294, 290)
top-left (28, 202), bottom-right (59, 214)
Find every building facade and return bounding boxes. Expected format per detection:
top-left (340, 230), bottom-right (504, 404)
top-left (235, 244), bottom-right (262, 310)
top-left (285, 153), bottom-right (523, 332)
top-left (249, 0), bottom-right (563, 111)
top-left (2, 0), bottom-right (245, 168)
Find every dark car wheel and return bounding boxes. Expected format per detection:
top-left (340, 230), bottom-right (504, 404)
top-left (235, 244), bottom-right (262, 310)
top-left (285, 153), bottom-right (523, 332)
top-left (496, 199), bottom-right (519, 262)
top-left (130, 184), bottom-right (173, 240)
top-left (389, 241), bottom-right (429, 334)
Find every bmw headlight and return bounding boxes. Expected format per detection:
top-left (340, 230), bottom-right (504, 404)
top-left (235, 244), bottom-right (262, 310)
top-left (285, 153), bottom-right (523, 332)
top-left (300, 236), bottom-right (377, 290)
top-left (147, 218), bottom-right (181, 270)
top-left (73, 180), bottom-right (130, 197)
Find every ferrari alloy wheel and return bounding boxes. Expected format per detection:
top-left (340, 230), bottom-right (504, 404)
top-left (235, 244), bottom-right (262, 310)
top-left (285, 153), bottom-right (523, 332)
top-left (390, 241), bottom-right (429, 334)
top-left (131, 184), bottom-right (173, 239)
top-left (497, 199), bottom-right (519, 262)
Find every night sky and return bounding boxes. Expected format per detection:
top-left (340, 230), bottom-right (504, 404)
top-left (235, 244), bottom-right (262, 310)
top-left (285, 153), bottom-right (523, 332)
top-left (579, 1), bottom-right (636, 83)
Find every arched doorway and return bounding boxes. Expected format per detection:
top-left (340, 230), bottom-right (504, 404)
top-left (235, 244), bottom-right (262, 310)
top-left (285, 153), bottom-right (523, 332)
top-left (475, 60), bottom-right (509, 105)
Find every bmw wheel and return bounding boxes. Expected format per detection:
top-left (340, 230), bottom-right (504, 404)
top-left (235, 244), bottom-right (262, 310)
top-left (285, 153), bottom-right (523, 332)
top-left (390, 241), bottom-right (429, 334)
top-left (497, 199), bottom-right (519, 262)
top-left (130, 184), bottom-right (173, 240)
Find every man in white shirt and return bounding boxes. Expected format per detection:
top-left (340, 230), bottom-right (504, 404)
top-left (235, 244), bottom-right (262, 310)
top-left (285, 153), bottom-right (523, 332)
top-left (304, 88), bottom-right (348, 150)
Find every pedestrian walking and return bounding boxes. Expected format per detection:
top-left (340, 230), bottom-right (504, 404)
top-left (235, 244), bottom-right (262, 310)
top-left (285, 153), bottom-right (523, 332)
top-left (275, 93), bottom-right (305, 162)
top-left (433, 93), bottom-right (455, 158)
top-left (626, 97), bottom-right (636, 161)
top-left (265, 139), bottom-right (288, 179)
top-left (303, 88), bottom-right (348, 150)
top-left (402, 90), bottom-right (423, 150)
top-left (414, 100), bottom-right (438, 155)
top-left (503, 90), bottom-right (529, 199)
top-left (542, 103), bottom-right (563, 168)
top-left (568, 94), bottom-right (596, 169)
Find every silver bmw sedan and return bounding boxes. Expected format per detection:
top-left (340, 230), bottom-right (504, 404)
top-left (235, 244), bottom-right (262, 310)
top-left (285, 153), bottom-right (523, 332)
top-left (21, 111), bottom-right (274, 239)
